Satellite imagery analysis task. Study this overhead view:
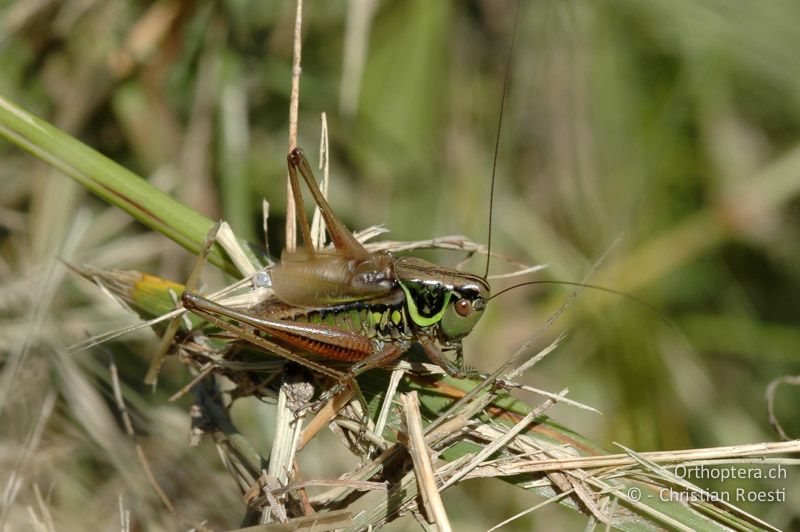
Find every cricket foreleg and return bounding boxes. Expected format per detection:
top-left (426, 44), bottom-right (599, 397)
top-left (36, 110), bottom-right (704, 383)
top-left (419, 338), bottom-right (467, 379)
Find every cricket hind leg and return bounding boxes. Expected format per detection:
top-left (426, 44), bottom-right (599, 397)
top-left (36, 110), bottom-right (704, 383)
top-left (287, 147), bottom-right (370, 258)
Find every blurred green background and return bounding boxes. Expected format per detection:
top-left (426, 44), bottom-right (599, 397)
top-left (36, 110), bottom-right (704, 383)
top-left (2, 0), bottom-right (800, 529)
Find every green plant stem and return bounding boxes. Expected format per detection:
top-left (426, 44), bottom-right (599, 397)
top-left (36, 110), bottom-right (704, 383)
top-left (0, 94), bottom-right (258, 277)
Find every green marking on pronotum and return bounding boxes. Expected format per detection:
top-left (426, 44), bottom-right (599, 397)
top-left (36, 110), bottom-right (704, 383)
top-left (399, 282), bottom-right (451, 327)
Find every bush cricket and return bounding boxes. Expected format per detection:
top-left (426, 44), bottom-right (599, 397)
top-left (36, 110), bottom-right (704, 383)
top-left (181, 147), bottom-right (491, 409)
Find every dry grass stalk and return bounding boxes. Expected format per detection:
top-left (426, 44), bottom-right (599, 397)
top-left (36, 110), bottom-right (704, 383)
top-left (284, 0), bottom-right (304, 252)
top-left (401, 391), bottom-right (452, 532)
top-left (441, 390), bottom-right (567, 491)
top-left (310, 112), bottom-right (330, 250)
top-left (109, 358), bottom-right (210, 531)
top-left (298, 390), bottom-right (354, 450)
top-left (229, 508), bottom-right (353, 532)
top-left (617, 443), bottom-right (781, 532)
top-left (469, 440), bottom-right (800, 476)
top-left (0, 392), bottom-right (56, 528)
top-left (372, 367), bottom-right (405, 445)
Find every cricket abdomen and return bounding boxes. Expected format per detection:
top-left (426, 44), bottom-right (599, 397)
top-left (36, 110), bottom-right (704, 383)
top-left (250, 290), bottom-right (413, 362)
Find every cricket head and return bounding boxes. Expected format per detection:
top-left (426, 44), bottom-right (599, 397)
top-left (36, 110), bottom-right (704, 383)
top-left (395, 256), bottom-right (490, 341)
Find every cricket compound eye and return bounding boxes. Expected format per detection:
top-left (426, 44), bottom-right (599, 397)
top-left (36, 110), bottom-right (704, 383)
top-left (454, 298), bottom-right (473, 317)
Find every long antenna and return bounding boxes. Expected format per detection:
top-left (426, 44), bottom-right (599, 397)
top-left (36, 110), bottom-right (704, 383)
top-left (484, 0), bottom-right (520, 279)
top-left (488, 280), bottom-right (673, 327)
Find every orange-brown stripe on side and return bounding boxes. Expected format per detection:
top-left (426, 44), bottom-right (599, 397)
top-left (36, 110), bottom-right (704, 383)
top-left (262, 324), bottom-right (372, 363)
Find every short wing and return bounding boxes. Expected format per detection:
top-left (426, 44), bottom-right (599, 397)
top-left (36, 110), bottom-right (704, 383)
top-left (270, 249), bottom-right (395, 307)
top-left (279, 148), bottom-right (396, 307)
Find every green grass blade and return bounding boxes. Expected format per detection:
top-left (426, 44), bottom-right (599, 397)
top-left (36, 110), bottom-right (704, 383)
top-left (0, 94), bottom-right (259, 276)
